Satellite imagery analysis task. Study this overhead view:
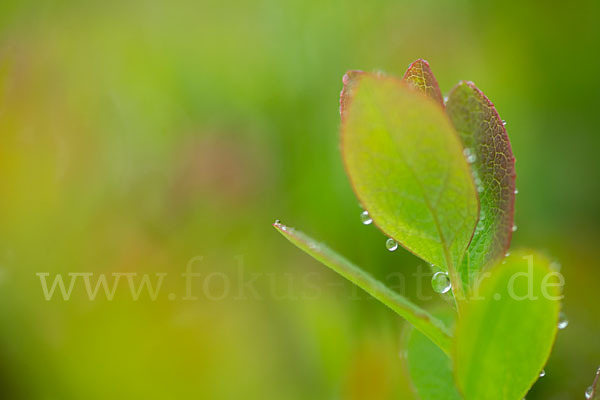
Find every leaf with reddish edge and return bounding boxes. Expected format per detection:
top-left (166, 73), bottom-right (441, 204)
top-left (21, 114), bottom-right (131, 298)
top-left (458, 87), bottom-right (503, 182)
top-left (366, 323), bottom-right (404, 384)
top-left (340, 71), bottom-right (479, 307)
top-left (445, 81), bottom-right (516, 288)
top-left (402, 59), bottom-right (444, 106)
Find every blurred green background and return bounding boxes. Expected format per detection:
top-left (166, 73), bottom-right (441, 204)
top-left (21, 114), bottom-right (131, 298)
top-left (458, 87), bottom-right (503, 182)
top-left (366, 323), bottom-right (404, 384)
top-left (0, 0), bottom-right (598, 398)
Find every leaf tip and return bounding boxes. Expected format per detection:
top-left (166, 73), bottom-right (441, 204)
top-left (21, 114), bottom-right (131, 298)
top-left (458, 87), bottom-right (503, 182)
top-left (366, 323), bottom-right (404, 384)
top-left (402, 58), bottom-right (444, 105)
top-left (272, 219), bottom-right (287, 232)
top-left (404, 58), bottom-right (431, 72)
top-left (340, 70), bottom-right (365, 117)
top-left (342, 69), bottom-right (364, 84)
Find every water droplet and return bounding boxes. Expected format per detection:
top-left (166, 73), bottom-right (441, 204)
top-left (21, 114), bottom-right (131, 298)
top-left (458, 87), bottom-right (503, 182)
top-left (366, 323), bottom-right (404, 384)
top-left (463, 148), bottom-right (476, 163)
top-left (512, 225), bottom-right (518, 232)
top-left (585, 386), bottom-right (593, 399)
top-left (386, 238), bottom-right (398, 251)
top-left (505, 252), bottom-right (511, 257)
top-left (444, 96), bottom-right (449, 104)
top-left (558, 312), bottom-right (569, 329)
top-left (514, 188), bottom-right (519, 194)
top-left (502, 120), bottom-right (507, 126)
top-left (431, 271), bottom-right (452, 294)
top-left (360, 210), bottom-right (373, 225)
top-left (539, 369), bottom-right (546, 377)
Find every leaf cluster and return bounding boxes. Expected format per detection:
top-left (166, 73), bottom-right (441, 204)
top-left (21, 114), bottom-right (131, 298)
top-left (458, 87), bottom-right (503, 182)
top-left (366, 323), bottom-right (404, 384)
top-left (275, 60), bottom-right (563, 400)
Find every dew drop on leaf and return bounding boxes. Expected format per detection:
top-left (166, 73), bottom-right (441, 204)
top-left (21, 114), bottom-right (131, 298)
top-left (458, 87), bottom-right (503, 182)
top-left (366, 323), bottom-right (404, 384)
top-left (585, 386), bottom-right (593, 399)
top-left (539, 369), bottom-right (546, 377)
top-left (502, 120), bottom-right (507, 126)
top-left (512, 225), bottom-right (518, 232)
top-left (514, 188), bottom-right (519, 194)
top-left (463, 148), bottom-right (476, 163)
top-left (431, 271), bottom-right (451, 294)
top-left (360, 210), bottom-right (373, 225)
top-left (385, 238), bottom-right (398, 251)
top-left (558, 312), bottom-right (569, 330)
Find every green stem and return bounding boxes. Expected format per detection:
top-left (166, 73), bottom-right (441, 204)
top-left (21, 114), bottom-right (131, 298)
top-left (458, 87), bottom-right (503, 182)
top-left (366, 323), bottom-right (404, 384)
top-left (273, 221), bottom-right (453, 355)
top-left (443, 246), bottom-right (466, 315)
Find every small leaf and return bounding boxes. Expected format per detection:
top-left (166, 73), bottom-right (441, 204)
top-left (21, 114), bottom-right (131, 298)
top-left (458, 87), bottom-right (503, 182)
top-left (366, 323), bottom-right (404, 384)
top-left (405, 309), bottom-right (462, 400)
top-left (340, 71), bottom-right (479, 299)
top-left (453, 250), bottom-right (561, 400)
top-left (445, 82), bottom-right (516, 287)
top-left (273, 221), bottom-right (452, 354)
top-left (402, 59), bottom-right (444, 105)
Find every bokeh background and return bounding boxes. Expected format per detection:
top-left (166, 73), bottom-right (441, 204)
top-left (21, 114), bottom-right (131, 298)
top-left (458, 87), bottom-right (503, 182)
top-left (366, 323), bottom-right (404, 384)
top-left (0, 0), bottom-right (598, 398)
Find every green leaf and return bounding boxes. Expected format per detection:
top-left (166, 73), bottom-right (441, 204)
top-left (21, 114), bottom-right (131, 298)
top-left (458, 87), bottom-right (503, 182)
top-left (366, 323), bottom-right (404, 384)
top-left (405, 309), bottom-right (462, 400)
top-left (340, 71), bottom-right (479, 302)
top-left (453, 250), bottom-right (561, 400)
top-left (273, 221), bottom-right (452, 355)
top-left (402, 59), bottom-right (444, 105)
top-left (445, 82), bottom-right (516, 287)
